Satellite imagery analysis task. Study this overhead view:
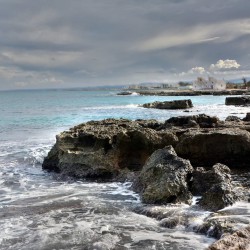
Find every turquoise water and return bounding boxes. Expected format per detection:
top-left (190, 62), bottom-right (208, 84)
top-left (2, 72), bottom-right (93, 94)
top-left (0, 89), bottom-right (248, 250)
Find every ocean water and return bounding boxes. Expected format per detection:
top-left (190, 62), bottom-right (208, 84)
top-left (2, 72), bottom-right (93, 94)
top-left (0, 89), bottom-right (249, 250)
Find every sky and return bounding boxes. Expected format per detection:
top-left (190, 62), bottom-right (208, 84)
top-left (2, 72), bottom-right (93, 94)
top-left (0, 0), bottom-right (250, 90)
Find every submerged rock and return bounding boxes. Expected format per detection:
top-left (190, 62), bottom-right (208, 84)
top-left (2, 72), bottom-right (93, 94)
top-left (142, 99), bottom-right (193, 109)
top-left (117, 91), bottom-right (133, 95)
top-left (134, 146), bottom-right (193, 205)
top-left (225, 96), bottom-right (250, 106)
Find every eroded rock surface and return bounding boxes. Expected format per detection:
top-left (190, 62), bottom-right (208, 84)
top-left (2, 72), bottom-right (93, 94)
top-left (42, 119), bottom-right (177, 179)
top-left (133, 146), bottom-right (193, 205)
top-left (175, 129), bottom-right (250, 167)
top-left (208, 227), bottom-right (250, 250)
top-left (43, 115), bottom-right (250, 180)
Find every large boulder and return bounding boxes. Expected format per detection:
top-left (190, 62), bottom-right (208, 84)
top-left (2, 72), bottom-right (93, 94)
top-left (199, 182), bottom-right (238, 212)
top-left (142, 99), bottom-right (193, 109)
top-left (175, 129), bottom-right (250, 167)
top-left (225, 96), bottom-right (250, 106)
top-left (192, 164), bottom-right (231, 195)
top-left (192, 164), bottom-right (239, 211)
top-left (134, 146), bottom-right (193, 205)
top-left (42, 119), bottom-right (178, 179)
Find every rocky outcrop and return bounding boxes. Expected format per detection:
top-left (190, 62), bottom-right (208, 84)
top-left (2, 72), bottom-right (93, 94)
top-left (143, 99), bottom-right (193, 109)
top-left (225, 96), bottom-right (250, 106)
top-left (208, 227), bottom-right (250, 250)
top-left (43, 116), bottom-right (250, 180)
top-left (42, 119), bottom-right (178, 179)
top-left (165, 114), bottom-right (220, 128)
top-left (175, 129), bottom-right (250, 167)
top-left (134, 146), bottom-right (193, 205)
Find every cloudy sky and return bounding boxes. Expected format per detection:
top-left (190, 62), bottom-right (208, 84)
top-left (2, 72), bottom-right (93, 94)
top-left (0, 0), bottom-right (250, 90)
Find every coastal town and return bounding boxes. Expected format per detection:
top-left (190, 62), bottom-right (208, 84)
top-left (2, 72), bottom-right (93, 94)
top-left (126, 77), bottom-right (250, 92)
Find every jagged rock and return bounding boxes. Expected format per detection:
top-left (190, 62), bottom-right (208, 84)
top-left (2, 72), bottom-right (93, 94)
top-left (42, 119), bottom-right (178, 179)
top-left (243, 113), bottom-right (250, 121)
top-left (192, 164), bottom-right (231, 196)
top-left (192, 164), bottom-right (239, 211)
top-left (199, 182), bottom-right (238, 211)
top-left (175, 129), bottom-right (250, 167)
top-left (208, 227), bottom-right (250, 250)
top-left (142, 99), bottom-right (193, 109)
top-left (225, 96), bottom-right (250, 106)
top-left (134, 146), bottom-right (193, 205)
top-left (165, 114), bottom-right (219, 128)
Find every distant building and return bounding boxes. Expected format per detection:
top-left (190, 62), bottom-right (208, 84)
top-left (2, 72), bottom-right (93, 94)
top-left (193, 77), bottom-right (226, 91)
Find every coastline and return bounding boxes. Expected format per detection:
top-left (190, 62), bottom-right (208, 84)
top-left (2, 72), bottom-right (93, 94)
top-left (131, 89), bottom-right (250, 96)
top-left (42, 113), bottom-right (250, 249)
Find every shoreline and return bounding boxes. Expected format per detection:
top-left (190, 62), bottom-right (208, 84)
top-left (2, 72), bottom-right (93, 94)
top-left (131, 89), bottom-right (250, 96)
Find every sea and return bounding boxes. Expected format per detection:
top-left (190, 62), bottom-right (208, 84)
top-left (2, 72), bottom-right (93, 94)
top-left (0, 89), bottom-right (249, 250)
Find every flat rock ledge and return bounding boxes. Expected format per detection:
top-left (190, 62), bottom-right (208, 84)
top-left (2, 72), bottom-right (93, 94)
top-left (142, 99), bottom-right (193, 109)
top-left (225, 96), bottom-right (250, 106)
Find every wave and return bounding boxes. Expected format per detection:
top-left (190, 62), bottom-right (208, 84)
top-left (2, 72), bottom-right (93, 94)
top-left (81, 104), bottom-right (139, 110)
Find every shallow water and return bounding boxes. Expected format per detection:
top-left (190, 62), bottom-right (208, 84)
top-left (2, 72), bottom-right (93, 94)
top-left (0, 89), bottom-right (249, 249)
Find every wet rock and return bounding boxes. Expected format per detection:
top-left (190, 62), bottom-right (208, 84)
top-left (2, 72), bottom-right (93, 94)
top-left (42, 119), bottom-right (178, 179)
top-left (225, 116), bottom-right (242, 122)
top-left (134, 146), bottom-right (193, 205)
top-left (192, 164), bottom-right (239, 211)
top-left (208, 226), bottom-right (250, 250)
top-left (199, 182), bottom-right (238, 212)
top-left (243, 113), bottom-right (250, 121)
top-left (165, 114), bottom-right (220, 128)
top-left (175, 129), bottom-right (250, 167)
top-left (225, 96), bottom-right (250, 106)
top-left (117, 91), bottom-right (133, 95)
top-left (192, 164), bottom-right (231, 196)
top-left (142, 99), bottom-right (193, 109)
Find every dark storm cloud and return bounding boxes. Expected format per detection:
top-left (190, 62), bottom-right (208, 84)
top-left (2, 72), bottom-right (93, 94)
top-left (0, 0), bottom-right (249, 89)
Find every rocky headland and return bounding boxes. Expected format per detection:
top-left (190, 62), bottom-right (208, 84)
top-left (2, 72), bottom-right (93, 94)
top-left (42, 113), bottom-right (250, 248)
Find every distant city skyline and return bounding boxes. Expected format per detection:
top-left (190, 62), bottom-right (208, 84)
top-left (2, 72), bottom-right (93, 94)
top-left (0, 0), bottom-right (250, 90)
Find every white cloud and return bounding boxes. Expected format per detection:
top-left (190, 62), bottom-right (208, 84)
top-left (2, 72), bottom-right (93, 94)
top-left (135, 18), bottom-right (250, 52)
top-left (210, 59), bottom-right (241, 70)
top-left (188, 67), bottom-right (206, 74)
